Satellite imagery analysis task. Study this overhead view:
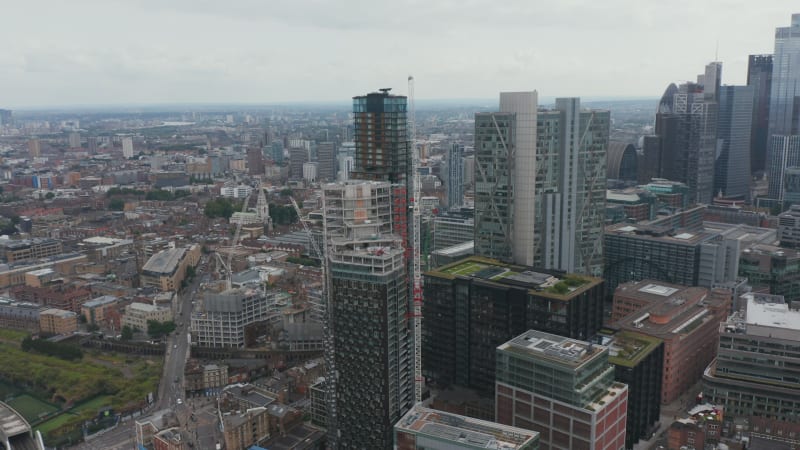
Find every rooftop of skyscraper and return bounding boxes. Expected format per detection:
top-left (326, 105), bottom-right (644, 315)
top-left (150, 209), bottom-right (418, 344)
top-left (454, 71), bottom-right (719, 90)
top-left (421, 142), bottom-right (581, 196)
top-left (395, 404), bottom-right (539, 449)
top-left (498, 330), bottom-right (606, 368)
top-left (731, 293), bottom-right (800, 338)
top-left (427, 256), bottom-right (602, 299)
top-left (605, 222), bottom-right (718, 245)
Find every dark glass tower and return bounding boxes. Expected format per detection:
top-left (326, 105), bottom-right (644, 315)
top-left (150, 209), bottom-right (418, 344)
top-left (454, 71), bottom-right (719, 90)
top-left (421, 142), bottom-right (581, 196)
top-left (351, 90), bottom-right (409, 184)
top-left (642, 63), bottom-right (721, 205)
top-left (714, 85), bottom-right (754, 199)
top-left (747, 54), bottom-right (773, 176)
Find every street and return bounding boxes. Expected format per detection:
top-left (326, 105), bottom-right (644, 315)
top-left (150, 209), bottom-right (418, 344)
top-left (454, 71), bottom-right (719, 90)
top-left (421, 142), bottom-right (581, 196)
top-left (71, 257), bottom-right (209, 449)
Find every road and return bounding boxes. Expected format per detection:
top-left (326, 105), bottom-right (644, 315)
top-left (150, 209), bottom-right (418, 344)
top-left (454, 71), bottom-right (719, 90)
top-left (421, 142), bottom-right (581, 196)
top-left (71, 257), bottom-right (208, 450)
top-left (155, 260), bottom-right (205, 411)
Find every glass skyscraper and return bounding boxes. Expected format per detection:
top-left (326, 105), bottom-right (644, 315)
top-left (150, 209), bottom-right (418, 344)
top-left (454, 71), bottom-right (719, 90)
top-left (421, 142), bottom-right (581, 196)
top-left (767, 14), bottom-right (800, 201)
top-left (715, 85), bottom-right (754, 200)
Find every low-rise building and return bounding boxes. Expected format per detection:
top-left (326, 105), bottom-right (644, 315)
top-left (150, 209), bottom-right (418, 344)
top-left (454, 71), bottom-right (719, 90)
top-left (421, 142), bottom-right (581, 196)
top-left (141, 245), bottom-right (199, 292)
top-left (0, 238), bottom-right (63, 263)
top-left (0, 297), bottom-right (39, 333)
top-left (223, 408), bottom-right (271, 450)
top-left (394, 404), bottom-right (539, 450)
top-left (81, 295), bottom-right (119, 325)
top-left (39, 308), bottom-right (78, 335)
top-left (122, 302), bottom-right (173, 331)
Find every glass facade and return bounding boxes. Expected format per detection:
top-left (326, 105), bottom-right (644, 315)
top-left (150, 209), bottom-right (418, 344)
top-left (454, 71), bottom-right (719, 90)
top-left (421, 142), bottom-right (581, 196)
top-left (474, 112), bottom-right (516, 262)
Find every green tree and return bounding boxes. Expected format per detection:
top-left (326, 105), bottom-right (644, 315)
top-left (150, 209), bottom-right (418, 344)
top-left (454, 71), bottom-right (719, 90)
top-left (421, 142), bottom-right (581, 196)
top-left (147, 320), bottom-right (176, 339)
top-left (204, 198), bottom-right (237, 219)
top-left (45, 192), bottom-right (55, 200)
top-left (120, 326), bottom-right (134, 341)
top-left (108, 198), bottom-right (125, 211)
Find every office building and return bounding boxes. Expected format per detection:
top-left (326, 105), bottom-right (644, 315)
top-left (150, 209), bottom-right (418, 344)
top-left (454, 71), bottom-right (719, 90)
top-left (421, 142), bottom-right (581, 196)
top-left (28, 138), bottom-right (41, 158)
top-left (474, 111), bottom-right (517, 261)
top-left (270, 141), bottom-right (284, 164)
top-left (324, 181), bottom-right (412, 449)
top-left (778, 204), bottom-right (800, 248)
top-left (351, 90), bottom-right (409, 184)
top-left (445, 143), bottom-right (465, 209)
top-left (122, 302), bottom-right (173, 331)
top-left (748, 54), bottom-right (773, 176)
top-left (394, 404), bottom-right (540, 450)
top-left (190, 288), bottom-right (287, 348)
top-left (768, 14), bottom-right (800, 202)
top-left (714, 85), bottom-right (754, 200)
top-left (600, 331), bottom-right (663, 450)
top-left (603, 221), bottom-right (740, 296)
top-left (87, 136), bottom-right (98, 154)
top-left (423, 256), bottom-right (604, 396)
top-left (68, 132), bottom-right (81, 149)
top-left (121, 136), bottom-right (134, 158)
top-left (288, 147), bottom-right (308, 180)
top-left (316, 141), bottom-right (336, 181)
top-left (613, 280), bottom-right (731, 404)
top-left (81, 295), bottom-right (119, 325)
top-left (606, 142), bottom-right (639, 187)
top-left (0, 298), bottom-right (40, 333)
top-left (140, 245), bottom-right (200, 293)
top-left (702, 293), bottom-right (800, 422)
top-left (0, 238), bottom-right (63, 263)
top-left (740, 243), bottom-right (800, 303)
top-left (432, 215), bottom-right (474, 251)
top-left (39, 308), bottom-right (78, 335)
top-left (247, 147), bottom-right (264, 175)
top-left (641, 63), bottom-right (721, 204)
top-left (302, 162), bottom-right (318, 183)
top-left (495, 330), bottom-right (628, 450)
top-left (474, 93), bottom-right (608, 276)
top-left (0, 109), bottom-right (11, 126)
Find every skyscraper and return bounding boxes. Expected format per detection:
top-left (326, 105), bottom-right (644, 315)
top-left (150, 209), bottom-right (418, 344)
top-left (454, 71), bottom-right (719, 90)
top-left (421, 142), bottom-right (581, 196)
top-left (122, 137), bottom-right (134, 159)
top-left (474, 111), bottom-right (516, 262)
top-left (68, 132), bottom-right (81, 149)
top-left (642, 63), bottom-right (721, 205)
top-left (535, 98), bottom-right (609, 276)
top-left (714, 85), bottom-right (754, 199)
top-left (87, 136), bottom-right (98, 154)
top-left (28, 138), bottom-right (41, 158)
top-left (747, 54), bottom-right (773, 176)
top-left (767, 14), bottom-right (800, 202)
top-left (246, 147), bottom-right (264, 175)
top-left (473, 93), bottom-right (609, 276)
top-left (316, 141), bottom-right (336, 182)
top-left (445, 143), bottom-right (464, 210)
top-left (324, 181), bottom-right (412, 449)
top-left (351, 89), bottom-right (409, 184)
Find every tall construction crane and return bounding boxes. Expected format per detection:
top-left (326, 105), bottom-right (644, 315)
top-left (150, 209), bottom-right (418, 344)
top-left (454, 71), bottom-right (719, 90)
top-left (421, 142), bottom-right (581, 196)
top-left (288, 196), bottom-right (337, 447)
top-left (409, 75), bottom-right (424, 403)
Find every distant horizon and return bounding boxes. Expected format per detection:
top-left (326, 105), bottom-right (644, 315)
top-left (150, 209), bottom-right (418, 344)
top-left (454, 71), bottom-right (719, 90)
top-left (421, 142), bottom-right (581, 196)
top-left (7, 96), bottom-right (659, 113)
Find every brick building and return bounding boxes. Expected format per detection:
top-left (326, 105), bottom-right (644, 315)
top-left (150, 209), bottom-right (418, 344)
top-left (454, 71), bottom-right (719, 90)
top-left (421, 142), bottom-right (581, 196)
top-left (613, 281), bottom-right (731, 404)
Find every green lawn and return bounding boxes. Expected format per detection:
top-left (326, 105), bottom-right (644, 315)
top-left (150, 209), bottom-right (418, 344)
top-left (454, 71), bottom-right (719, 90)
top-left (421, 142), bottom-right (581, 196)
top-left (442, 262), bottom-right (487, 276)
top-left (6, 394), bottom-right (59, 422)
top-left (35, 412), bottom-right (79, 434)
top-left (72, 395), bottom-right (113, 415)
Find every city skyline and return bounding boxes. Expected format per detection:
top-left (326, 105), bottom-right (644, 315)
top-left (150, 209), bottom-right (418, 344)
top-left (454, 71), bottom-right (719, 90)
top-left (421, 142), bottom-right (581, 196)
top-left (1, 1), bottom-right (798, 107)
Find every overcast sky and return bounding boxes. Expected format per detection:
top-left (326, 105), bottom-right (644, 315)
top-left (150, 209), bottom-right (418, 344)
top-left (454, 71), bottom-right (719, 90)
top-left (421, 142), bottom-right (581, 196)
top-left (1, 1), bottom-right (797, 108)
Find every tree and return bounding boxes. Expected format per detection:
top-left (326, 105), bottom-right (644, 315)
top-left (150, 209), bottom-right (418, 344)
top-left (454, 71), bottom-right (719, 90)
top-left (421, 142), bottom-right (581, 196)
top-left (108, 198), bottom-right (125, 211)
top-left (147, 320), bottom-right (176, 339)
top-left (204, 198), bottom-right (237, 219)
top-left (120, 326), bottom-right (134, 341)
top-left (45, 192), bottom-right (55, 200)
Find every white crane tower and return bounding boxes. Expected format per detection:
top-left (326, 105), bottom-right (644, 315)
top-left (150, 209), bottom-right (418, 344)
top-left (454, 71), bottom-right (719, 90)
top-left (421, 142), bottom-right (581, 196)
top-left (409, 75), bottom-right (424, 403)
